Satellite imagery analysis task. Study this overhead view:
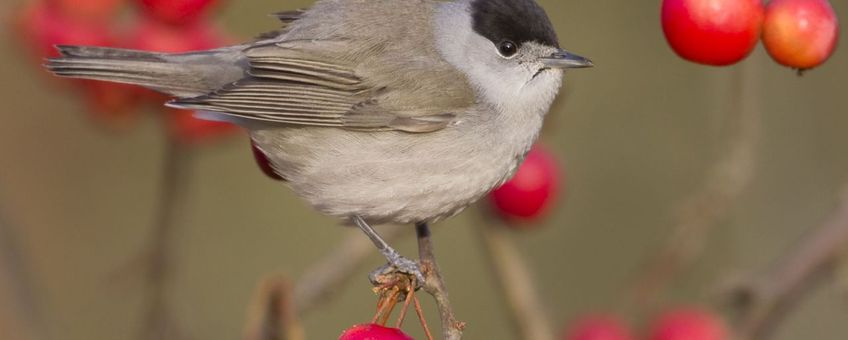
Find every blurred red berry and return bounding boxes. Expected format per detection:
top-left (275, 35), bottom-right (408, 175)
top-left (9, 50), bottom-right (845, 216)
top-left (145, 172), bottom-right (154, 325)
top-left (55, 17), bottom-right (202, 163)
top-left (47, 0), bottom-right (126, 21)
top-left (251, 140), bottom-right (284, 181)
top-left (81, 81), bottom-right (144, 128)
top-left (125, 16), bottom-right (228, 53)
top-left (762, 0), bottom-right (839, 70)
top-left (17, 3), bottom-right (115, 59)
top-left (16, 2), bottom-right (141, 125)
top-left (166, 109), bottom-right (239, 145)
top-left (649, 308), bottom-right (727, 340)
top-left (661, 0), bottom-right (764, 66)
top-left (339, 323), bottom-right (414, 340)
top-left (138, 0), bottom-right (220, 25)
top-left (489, 145), bottom-right (561, 223)
top-left (565, 315), bottom-right (633, 340)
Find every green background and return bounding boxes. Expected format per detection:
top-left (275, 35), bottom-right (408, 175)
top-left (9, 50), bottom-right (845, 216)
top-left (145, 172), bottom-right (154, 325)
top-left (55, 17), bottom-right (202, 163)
top-left (1, 0), bottom-right (847, 339)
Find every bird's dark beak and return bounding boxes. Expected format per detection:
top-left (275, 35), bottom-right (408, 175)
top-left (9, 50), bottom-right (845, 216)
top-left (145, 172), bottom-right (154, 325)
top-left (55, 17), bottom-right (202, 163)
top-left (541, 49), bottom-right (594, 69)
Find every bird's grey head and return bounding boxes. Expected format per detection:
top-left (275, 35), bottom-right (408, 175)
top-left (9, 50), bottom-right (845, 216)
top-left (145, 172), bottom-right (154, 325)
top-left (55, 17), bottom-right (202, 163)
top-left (435, 0), bottom-right (591, 115)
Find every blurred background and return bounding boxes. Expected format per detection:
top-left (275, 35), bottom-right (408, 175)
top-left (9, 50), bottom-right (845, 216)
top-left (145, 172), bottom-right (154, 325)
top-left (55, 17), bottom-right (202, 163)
top-left (0, 0), bottom-right (846, 339)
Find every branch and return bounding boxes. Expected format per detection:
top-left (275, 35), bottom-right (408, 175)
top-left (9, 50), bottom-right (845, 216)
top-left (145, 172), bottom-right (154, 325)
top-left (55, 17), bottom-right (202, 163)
top-left (478, 215), bottom-right (555, 340)
top-left (727, 186), bottom-right (848, 340)
top-left (416, 222), bottom-right (464, 340)
top-left (629, 62), bottom-right (761, 309)
top-left (293, 225), bottom-right (408, 316)
top-left (244, 276), bottom-right (304, 340)
top-left (139, 138), bottom-right (192, 340)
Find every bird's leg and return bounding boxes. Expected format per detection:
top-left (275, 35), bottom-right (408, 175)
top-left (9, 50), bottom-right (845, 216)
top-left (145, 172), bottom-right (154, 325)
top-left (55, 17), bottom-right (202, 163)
top-left (351, 216), bottom-right (425, 286)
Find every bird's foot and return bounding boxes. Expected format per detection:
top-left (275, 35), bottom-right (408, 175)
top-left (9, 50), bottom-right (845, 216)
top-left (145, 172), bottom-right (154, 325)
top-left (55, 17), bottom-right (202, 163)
top-left (369, 253), bottom-right (425, 290)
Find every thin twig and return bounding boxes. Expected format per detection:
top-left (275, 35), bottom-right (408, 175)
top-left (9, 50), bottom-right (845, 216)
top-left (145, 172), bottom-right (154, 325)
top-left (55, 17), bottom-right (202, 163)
top-left (379, 289), bottom-right (401, 325)
top-left (416, 222), bottom-right (464, 340)
top-left (728, 186), bottom-right (848, 340)
top-left (139, 138), bottom-right (191, 340)
top-left (395, 285), bottom-right (416, 328)
top-left (478, 215), bottom-right (555, 340)
top-left (629, 61), bottom-right (761, 310)
top-left (293, 225), bottom-right (407, 316)
top-left (243, 276), bottom-right (305, 340)
top-left (414, 295), bottom-right (435, 340)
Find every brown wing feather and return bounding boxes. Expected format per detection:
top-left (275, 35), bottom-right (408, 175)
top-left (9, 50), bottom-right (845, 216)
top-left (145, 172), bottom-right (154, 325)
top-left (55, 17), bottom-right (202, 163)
top-left (169, 40), bottom-right (464, 132)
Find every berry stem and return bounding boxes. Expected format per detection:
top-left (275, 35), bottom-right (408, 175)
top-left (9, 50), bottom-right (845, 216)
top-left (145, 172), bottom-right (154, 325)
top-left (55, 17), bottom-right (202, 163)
top-left (395, 285), bottom-right (416, 328)
top-left (379, 290), bottom-right (401, 326)
top-left (414, 294), bottom-right (435, 340)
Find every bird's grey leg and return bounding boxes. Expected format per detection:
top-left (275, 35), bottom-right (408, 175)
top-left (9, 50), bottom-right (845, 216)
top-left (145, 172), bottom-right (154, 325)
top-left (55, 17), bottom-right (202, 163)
top-left (351, 215), bottom-right (425, 285)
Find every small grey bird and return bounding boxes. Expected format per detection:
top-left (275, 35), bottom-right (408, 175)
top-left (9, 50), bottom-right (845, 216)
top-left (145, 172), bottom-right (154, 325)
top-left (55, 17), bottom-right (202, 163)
top-left (46, 0), bottom-right (591, 279)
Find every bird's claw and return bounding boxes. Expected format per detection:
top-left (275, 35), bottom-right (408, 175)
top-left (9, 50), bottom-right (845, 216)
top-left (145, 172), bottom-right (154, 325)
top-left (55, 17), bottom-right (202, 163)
top-left (369, 255), bottom-right (425, 289)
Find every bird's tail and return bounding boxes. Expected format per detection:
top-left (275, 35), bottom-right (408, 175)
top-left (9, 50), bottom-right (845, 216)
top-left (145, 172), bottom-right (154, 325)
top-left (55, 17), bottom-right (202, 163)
top-left (45, 45), bottom-right (246, 98)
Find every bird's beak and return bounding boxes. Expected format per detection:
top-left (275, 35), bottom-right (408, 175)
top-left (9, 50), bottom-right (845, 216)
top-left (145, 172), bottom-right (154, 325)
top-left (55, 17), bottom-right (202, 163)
top-left (540, 49), bottom-right (594, 69)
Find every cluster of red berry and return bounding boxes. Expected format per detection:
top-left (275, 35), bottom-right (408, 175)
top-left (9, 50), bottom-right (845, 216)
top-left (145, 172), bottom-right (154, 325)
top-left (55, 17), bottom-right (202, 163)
top-left (566, 307), bottom-right (726, 340)
top-left (14, 0), bottom-right (238, 144)
top-left (662, 0), bottom-right (839, 70)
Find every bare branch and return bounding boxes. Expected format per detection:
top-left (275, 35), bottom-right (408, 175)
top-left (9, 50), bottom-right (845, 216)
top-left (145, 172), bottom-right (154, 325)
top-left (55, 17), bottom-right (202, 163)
top-left (630, 62), bottom-right (761, 309)
top-left (139, 139), bottom-right (192, 340)
top-left (293, 225), bottom-right (408, 316)
top-left (244, 276), bottom-right (304, 340)
top-left (416, 222), bottom-right (464, 340)
top-left (478, 216), bottom-right (555, 340)
top-left (727, 186), bottom-right (848, 340)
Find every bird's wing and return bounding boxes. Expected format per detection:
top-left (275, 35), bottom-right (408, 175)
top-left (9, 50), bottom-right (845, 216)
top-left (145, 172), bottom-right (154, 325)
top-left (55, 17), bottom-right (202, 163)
top-left (254, 9), bottom-right (308, 40)
top-left (168, 39), bottom-right (475, 133)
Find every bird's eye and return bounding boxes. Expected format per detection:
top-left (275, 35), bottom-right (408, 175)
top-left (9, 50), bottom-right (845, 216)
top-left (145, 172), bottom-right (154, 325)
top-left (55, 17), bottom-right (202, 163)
top-left (497, 41), bottom-right (518, 58)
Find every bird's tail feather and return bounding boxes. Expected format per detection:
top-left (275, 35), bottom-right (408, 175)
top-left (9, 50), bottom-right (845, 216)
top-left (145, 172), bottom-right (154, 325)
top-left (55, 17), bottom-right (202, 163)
top-left (45, 45), bottom-right (246, 98)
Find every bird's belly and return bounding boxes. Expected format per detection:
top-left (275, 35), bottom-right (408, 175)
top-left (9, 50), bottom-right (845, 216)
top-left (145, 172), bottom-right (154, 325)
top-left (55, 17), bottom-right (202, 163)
top-left (252, 123), bottom-right (531, 224)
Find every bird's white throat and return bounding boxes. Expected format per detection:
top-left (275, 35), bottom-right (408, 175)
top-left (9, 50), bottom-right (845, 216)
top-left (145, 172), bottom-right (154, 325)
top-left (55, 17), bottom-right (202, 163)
top-left (433, 0), bottom-right (564, 122)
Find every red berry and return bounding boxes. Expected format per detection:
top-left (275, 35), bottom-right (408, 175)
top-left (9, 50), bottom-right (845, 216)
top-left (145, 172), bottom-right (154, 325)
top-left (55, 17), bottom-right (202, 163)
top-left (17, 3), bottom-right (115, 59)
top-left (138, 0), bottom-right (220, 25)
top-left (565, 315), bottom-right (633, 340)
top-left (125, 16), bottom-right (228, 53)
top-left (16, 3), bottom-right (141, 126)
top-left (81, 81), bottom-right (144, 128)
top-left (251, 140), bottom-right (284, 181)
top-left (762, 0), bottom-right (839, 70)
top-left (339, 323), bottom-right (414, 340)
top-left (649, 308), bottom-right (727, 340)
top-left (489, 145), bottom-right (561, 223)
top-left (661, 0), bottom-right (764, 66)
top-left (47, 0), bottom-right (126, 21)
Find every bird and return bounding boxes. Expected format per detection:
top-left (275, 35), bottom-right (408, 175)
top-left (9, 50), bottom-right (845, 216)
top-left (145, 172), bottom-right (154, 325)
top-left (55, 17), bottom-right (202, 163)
top-left (45, 0), bottom-right (592, 280)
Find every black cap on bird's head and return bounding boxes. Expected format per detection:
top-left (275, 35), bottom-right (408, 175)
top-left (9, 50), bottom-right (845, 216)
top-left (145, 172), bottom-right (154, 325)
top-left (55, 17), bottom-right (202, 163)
top-left (471, 0), bottom-right (559, 48)
top-left (470, 0), bottom-right (592, 69)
